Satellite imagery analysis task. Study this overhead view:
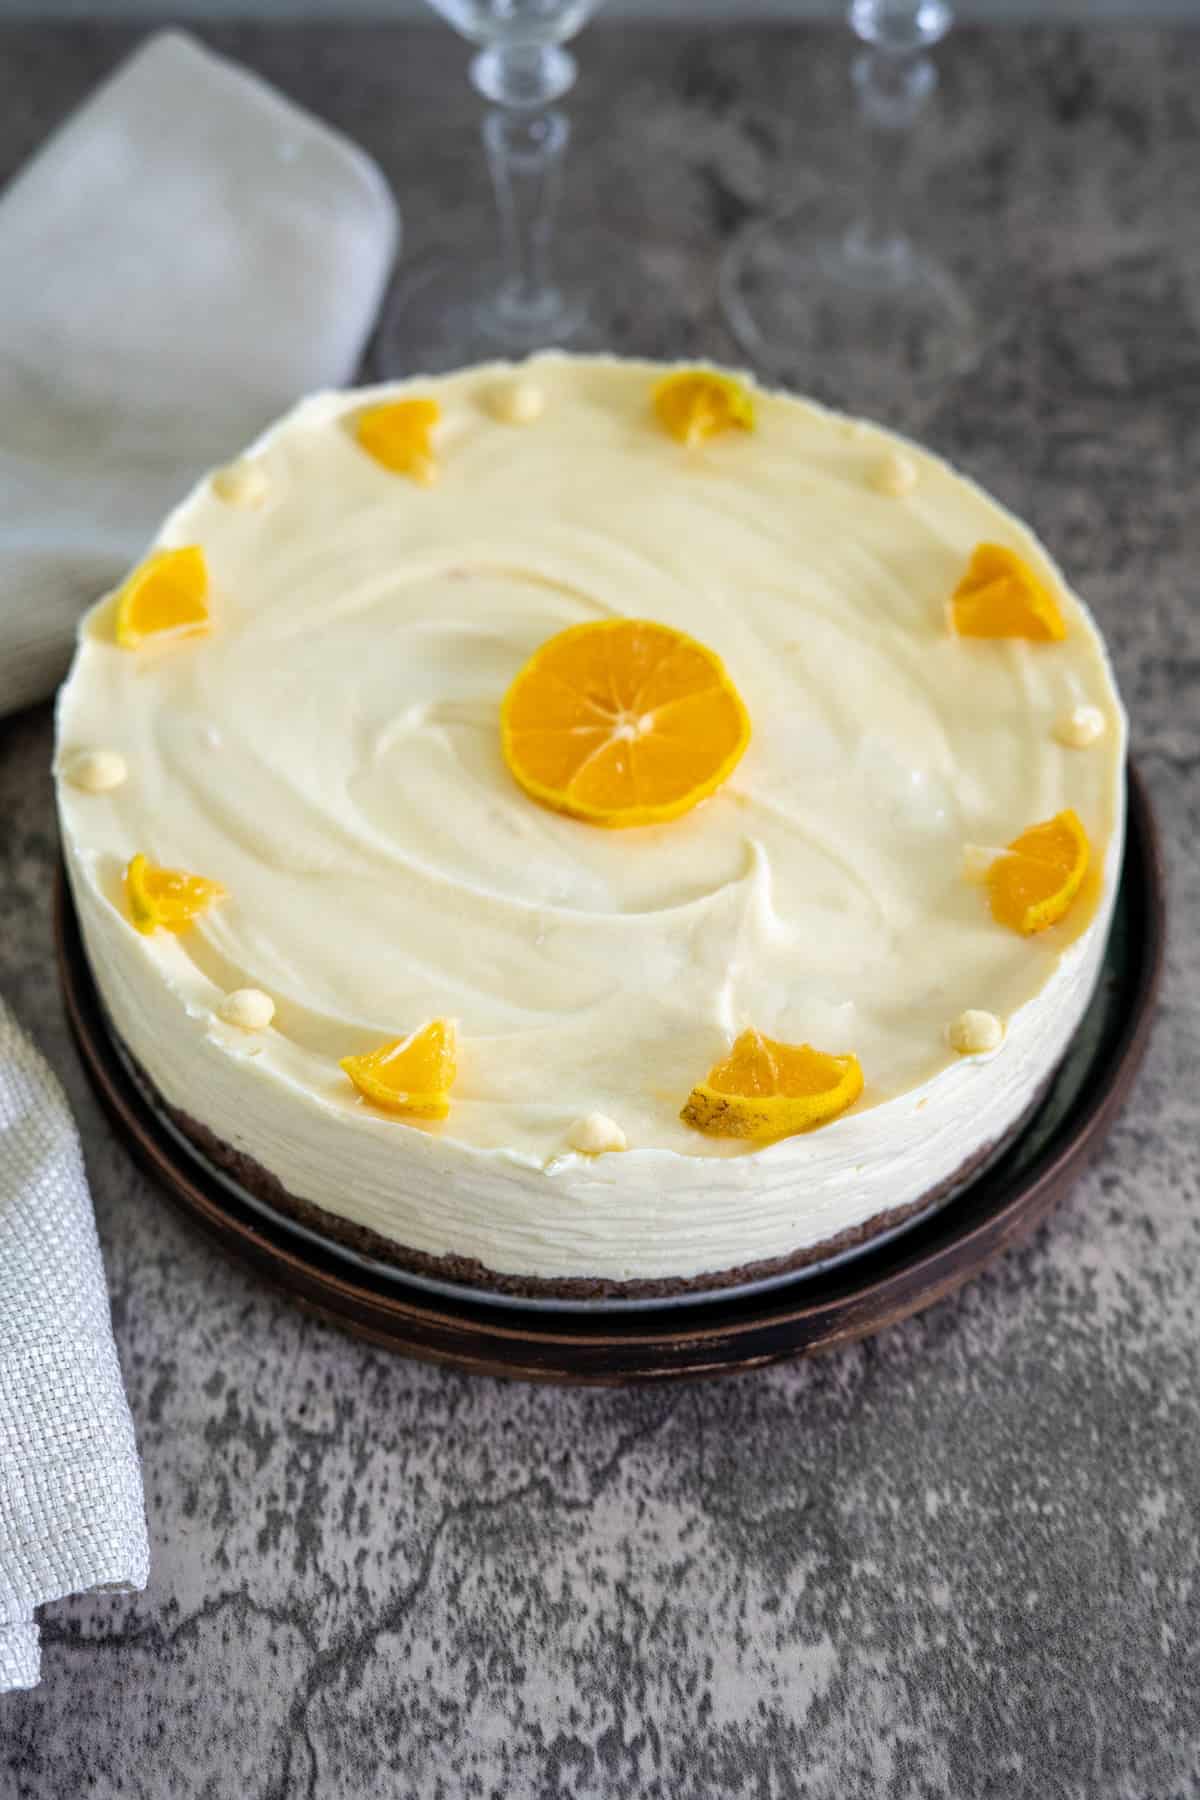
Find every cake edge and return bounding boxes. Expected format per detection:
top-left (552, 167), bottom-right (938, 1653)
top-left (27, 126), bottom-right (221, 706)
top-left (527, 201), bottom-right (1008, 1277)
top-left (144, 1054), bottom-right (1052, 1302)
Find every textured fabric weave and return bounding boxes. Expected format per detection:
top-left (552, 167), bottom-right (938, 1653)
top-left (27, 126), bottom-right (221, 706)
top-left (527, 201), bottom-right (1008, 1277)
top-left (0, 999), bottom-right (149, 1692)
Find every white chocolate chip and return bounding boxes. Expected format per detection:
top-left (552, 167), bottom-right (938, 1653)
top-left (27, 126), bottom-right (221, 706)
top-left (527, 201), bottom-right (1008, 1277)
top-left (961, 843), bottom-right (1005, 884)
top-left (63, 748), bottom-right (127, 793)
top-left (489, 380), bottom-right (545, 425)
top-left (872, 451), bottom-right (918, 496)
top-left (217, 988), bottom-right (275, 1032)
top-left (1054, 704), bottom-right (1105, 749)
top-left (949, 1010), bottom-right (1004, 1056)
top-left (567, 1112), bottom-right (627, 1154)
top-left (211, 460), bottom-right (269, 508)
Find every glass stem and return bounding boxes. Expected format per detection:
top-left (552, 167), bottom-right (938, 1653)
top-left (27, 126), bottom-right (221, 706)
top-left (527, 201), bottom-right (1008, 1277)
top-left (483, 104), bottom-right (570, 328)
top-left (846, 44), bottom-right (935, 270)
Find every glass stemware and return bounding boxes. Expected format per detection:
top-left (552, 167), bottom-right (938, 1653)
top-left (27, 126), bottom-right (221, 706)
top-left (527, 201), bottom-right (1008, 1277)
top-left (721, 0), bottom-right (978, 421)
top-left (374, 0), bottom-right (603, 375)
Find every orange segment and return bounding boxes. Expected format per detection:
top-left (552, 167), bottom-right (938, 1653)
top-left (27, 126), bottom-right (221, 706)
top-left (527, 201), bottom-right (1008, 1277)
top-left (681, 1031), bottom-right (864, 1141)
top-left (114, 547), bottom-right (209, 648)
top-left (653, 369), bottom-right (755, 447)
top-left (355, 398), bottom-right (440, 484)
top-left (500, 619), bottom-right (751, 828)
top-left (340, 1021), bottom-right (457, 1120)
top-left (125, 853), bottom-right (225, 935)
top-left (985, 809), bottom-right (1090, 934)
top-left (950, 543), bottom-right (1067, 641)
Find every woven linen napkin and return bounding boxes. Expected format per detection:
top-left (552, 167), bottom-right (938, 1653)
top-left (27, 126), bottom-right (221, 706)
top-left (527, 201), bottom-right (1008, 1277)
top-left (0, 27), bottom-right (399, 717)
top-left (0, 997), bottom-right (149, 1693)
top-left (0, 29), bottom-right (399, 1691)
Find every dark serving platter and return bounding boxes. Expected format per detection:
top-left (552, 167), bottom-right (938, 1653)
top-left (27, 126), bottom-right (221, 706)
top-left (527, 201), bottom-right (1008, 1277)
top-left (57, 764), bottom-right (1164, 1385)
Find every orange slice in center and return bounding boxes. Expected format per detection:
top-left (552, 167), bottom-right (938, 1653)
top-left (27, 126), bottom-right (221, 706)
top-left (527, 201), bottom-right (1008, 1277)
top-left (986, 809), bottom-right (1090, 934)
top-left (681, 1031), bottom-right (864, 1141)
top-left (950, 543), bottom-right (1067, 641)
top-left (500, 619), bottom-right (751, 828)
top-left (114, 547), bottom-right (209, 649)
top-left (340, 1021), bottom-right (457, 1120)
top-left (125, 853), bottom-right (225, 935)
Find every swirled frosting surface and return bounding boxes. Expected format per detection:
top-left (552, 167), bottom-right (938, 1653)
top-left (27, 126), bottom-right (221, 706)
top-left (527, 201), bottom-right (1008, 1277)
top-left (56, 356), bottom-right (1125, 1277)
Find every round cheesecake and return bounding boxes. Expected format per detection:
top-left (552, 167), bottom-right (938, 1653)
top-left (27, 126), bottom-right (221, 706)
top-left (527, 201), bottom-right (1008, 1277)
top-left (55, 354), bottom-right (1127, 1294)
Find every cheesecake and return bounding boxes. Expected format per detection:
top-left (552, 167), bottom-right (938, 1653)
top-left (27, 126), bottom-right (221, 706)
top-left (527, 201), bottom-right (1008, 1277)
top-left (54, 354), bottom-right (1126, 1294)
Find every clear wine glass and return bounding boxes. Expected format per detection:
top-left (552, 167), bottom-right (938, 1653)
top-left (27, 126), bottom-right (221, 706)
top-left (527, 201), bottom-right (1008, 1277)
top-left (721, 0), bottom-right (978, 421)
top-left (374, 0), bottom-right (604, 374)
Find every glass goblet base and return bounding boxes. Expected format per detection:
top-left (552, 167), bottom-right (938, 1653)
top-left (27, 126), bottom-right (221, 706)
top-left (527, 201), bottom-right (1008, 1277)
top-left (721, 206), bottom-right (979, 424)
top-left (369, 228), bottom-right (655, 378)
top-left (370, 254), bottom-right (587, 378)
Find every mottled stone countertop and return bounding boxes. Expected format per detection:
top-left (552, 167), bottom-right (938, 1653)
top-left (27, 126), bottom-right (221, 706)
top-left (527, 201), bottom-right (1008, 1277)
top-left (2, 19), bottom-right (1199, 1799)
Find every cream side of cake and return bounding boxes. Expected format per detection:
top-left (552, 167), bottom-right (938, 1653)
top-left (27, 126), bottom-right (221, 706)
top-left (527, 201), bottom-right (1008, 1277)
top-left (55, 353), bottom-right (1126, 1285)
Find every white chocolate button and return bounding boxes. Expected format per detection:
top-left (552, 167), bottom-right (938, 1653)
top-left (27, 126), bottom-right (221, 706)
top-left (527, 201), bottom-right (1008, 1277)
top-left (567, 1112), bottom-right (627, 1154)
top-left (961, 843), bottom-right (1004, 884)
top-left (218, 988), bottom-right (275, 1032)
top-left (211, 460), bottom-right (269, 508)
top-left (489, 380), bottom-right (545, 425)
top-left (949, 1010), bottom-right (1004, 1055)
top-left (1054, 704), bottom-right (1105, 749)
top-left (872, 451), bottom-right (918, 496)
top-left (63, 749), bottom-right (127, 793)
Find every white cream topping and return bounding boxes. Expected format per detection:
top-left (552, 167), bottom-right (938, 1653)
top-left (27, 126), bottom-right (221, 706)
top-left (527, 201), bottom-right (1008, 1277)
top-left (63, 748), bottom-right (127, 793)
top-left (872, 450), bottom-right (918, 496)
top-left (56, 354), bottom-right (1126, 1280)
top-left (1055, 703), bottom-right (1106, 748)
top-left (488, 379), bottom-right (545, 425)
top-left (217, 988), bottom-right (275, 1032)
top-left (567, 1113), bottom-right (628, 1155)
top-left (949, 1009), bottom-right (1004, 1055)
top-left (962, 843), bottom-right (1003, 884)
top-left (211, 460), bottom-right (269, 508)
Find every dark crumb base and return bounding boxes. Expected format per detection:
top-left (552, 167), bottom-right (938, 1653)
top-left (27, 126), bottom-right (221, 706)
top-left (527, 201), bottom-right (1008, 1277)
top-left (129, 1052), bottom-right (1046, 1299)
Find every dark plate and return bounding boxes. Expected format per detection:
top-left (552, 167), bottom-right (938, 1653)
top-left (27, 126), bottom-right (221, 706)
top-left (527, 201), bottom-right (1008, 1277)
top-left (57, 764), bottom-right (1164, 1384)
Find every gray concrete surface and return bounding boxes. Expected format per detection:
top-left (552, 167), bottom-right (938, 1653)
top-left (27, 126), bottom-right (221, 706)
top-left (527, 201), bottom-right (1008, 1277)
top-left (4, 4), bottom-right (1200, 23)
top-left (1, 19), bottom-right (1199, 1798)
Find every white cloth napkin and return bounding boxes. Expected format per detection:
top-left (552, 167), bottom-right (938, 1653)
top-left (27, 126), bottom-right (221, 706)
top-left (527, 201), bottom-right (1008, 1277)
top-left (0, 30), bottom-right (399, 1691)
top-left (0, 997), bottom-right (149, 1693)
top-left (0, 28), bottom-right (399, 717)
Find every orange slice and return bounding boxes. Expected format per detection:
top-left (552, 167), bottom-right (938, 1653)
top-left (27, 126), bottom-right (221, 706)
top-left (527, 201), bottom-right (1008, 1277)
top-left (114, 547), bottom-right (209, 648)
top-left (985, 809), bottom-right (1090, 934)
top-left (125, 853), bottom-right (225, 935)
top-left (340, 1021), bottom-right (457, 1120)
top-left (355, 398), bottom-right (440, 484)
top-left (950, 543), bottom-right (1067, 641)
top-left (653, 369), bottom-right (755, 447)
top-left (681, 1031), bottom-right (864, 1141)
top-left (500, 618), bottom-right (751, 828)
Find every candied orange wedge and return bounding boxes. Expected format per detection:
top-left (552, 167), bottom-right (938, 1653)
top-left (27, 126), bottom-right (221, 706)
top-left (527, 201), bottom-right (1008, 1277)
top-left (681, 1031), bottom-right (864, 1141)
top-left (950, 543), bottom-right (1067, 641)
top-left (355, 398), bottom-right (440, 484)
top-left (340, 1021), bottom-right (457, 1120)
top-left (113, 547), bottom-right (209, 649)
top-left (985, 809), bottom-right (1090, 935)
top-left (500, 618), bottom-right (751, 828)
top-left (653, 369), bottom-right (755, 447)
top-left (125, 853), bottom-right (225, 935)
